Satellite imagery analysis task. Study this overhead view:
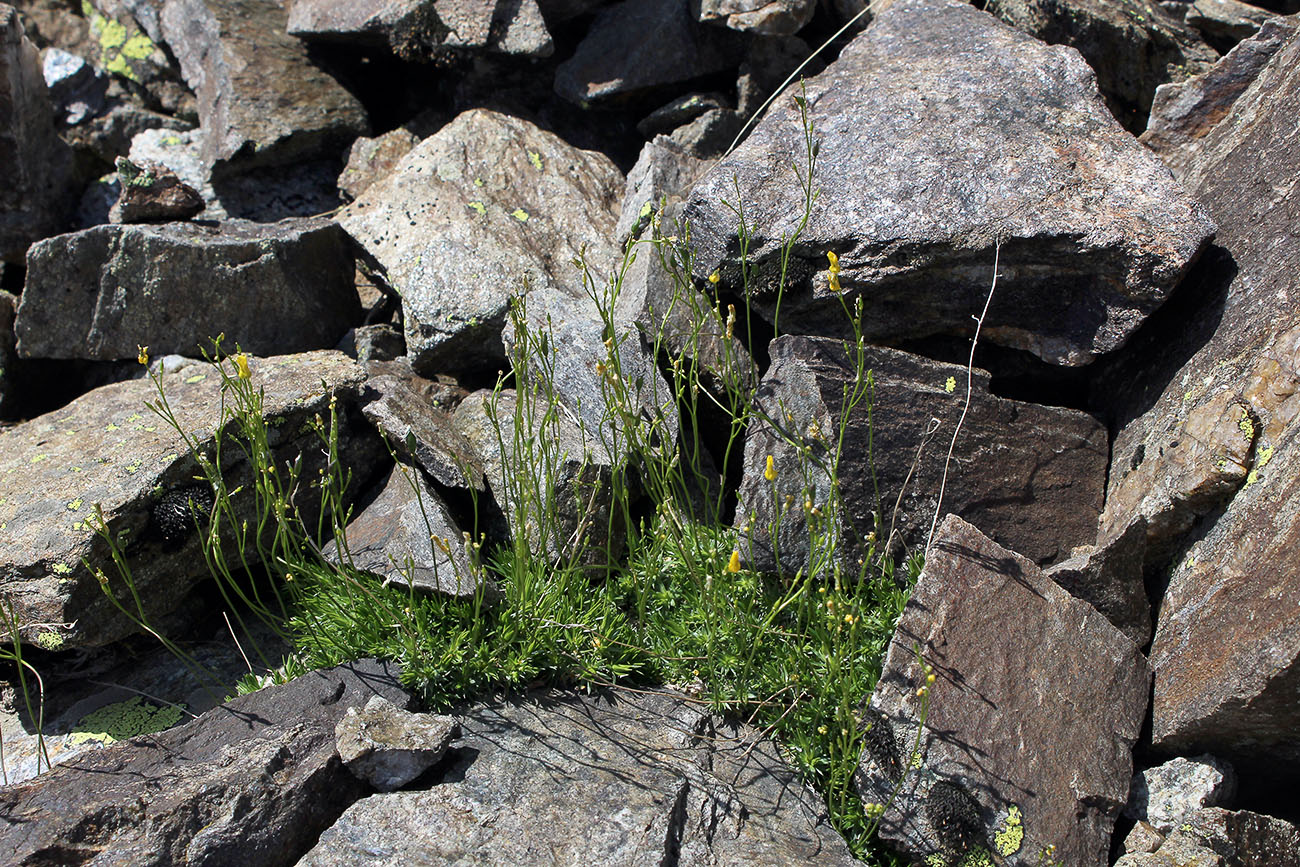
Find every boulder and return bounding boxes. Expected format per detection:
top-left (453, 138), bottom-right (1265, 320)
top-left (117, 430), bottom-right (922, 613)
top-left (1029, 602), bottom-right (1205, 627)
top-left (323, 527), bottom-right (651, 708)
top-left (554, 0), bottom-right (745, 104)
top-left (108, 156), bottom-right (204, 223)
top-left (1044, 515), bottom-right (1151, 646)
top-left (338, 127), bottom-right (421, 202)
top-left (0, 350), bottom-right (376, 648)
top-left (0, 289), bottom-right (16, 417)
top-left (1114, 807), bottom-right (1300, 867)
top-left (1125, 755), bottom-right (1238, 833)
top-left (360, 373), bottom-right (485, 491)
top-left (615, 136), bottom-right (713, 243)
top-left (987, 0), bottom-right (1219, 131)
top-left (735, 336), bottom-right (1108, 576)
top-left (1, 4), bottom-right (74, 262)
top-left (857, 515), bottom-right (1150, 867)
top-left (335, 695), bottom-right (458, 792)
top-left (0, 660), bottom-right (412, 867)
top-left (682, 0), bottom-right (1216, 367)
top-left (16, 217), bottom-right (359, 361)
top-left (1094, 18), bottom-right (1300, 782)
top-left (158, 0), bottom-right (370, 172)
top-left (298, 688), bottom-right (860, 866)
top-left (1186, 0), bottom-right (1275, 45)
top-left (696, 0), bottom-right (816, 35)
top-left (82, 0), bottom-right (189, 110)
top-left (337, 109), bottom-right (624, 379)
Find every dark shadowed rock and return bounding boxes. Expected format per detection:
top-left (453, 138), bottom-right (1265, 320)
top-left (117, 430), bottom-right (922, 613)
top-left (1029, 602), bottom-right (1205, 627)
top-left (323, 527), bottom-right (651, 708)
top-left (108, 156), bottom-right (204, 223)
top-left (0, 290), bottom-right (16, 417)
top-left (988, 0), bottom-right (1219, 131)
top-left (298, 688), bottom-right (860, 866)
top-left (0, 660), bottom-right (411, 867)
top-left (1045, 515), bottom-right (1151, 646)
top-left (857, 515), bottom-right (1150, 867)
top-left (1125, 755), bottom-right (1237, 833)
top-left (159, 0), bottom-right (370, 172)
top-left (697, 0), bottom-right (815, 35)
top-left (1114, 807), bottom-right (1300, 867)
top-left (16, 217), bottom-right (358, 361)
top-left (554, 0), bottom-right (745, 104)
top-left (338, 109), bottom-right (623, 378)
top-left (1186, 0), bottom-right (1275, 45)
top-left (338, 127), bottom-right (420, 202)
top-left (735, 336), bottom-right (1108, 575)
top-left (0, 351), bottom-right (373, 648)
top-left (361, 373), bottom-right (484, 491)
top-left (683, 0), bottom-right (1215, 367)
top-left (1, 4), bottom-right (74, 263)
top-left (616, 136), bottom-right (713, 243)
top-left (1094, 18), bottom-right (1300, 782)
top-left (335, 695), bottom-right (458, 792)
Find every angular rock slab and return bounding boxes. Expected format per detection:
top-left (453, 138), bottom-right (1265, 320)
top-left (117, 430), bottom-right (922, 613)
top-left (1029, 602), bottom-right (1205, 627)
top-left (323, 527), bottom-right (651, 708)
top-left (1, 4), bottom-right (73, 262)
top-left (682, 0), bottom-right (1215, 367)
top-left (361, 372), bottom-right (485, 491)
top-left (338, 109), bottom-right (623, 378)
top-left (0, 660), bottom-right (411, 867)
top-left (16, 217), bottom-right (359, 361)
top-left (0, 351), bottom-right (368, 648)
top-left (159, 0), bottom-right (370, 172)
top-left (1113, 807), bottom-right (1300, 867)
top-left (735, 336), bottom-right (1107, 575)
top-left (697, 0), bottom-right (816, 35)
top-left (1125, 755), bottom-right (1237, 833)
top-left (857, 516), bottom-right (1150, 867)
top-left (298, 688), bottom-right (860, 866)
top-left (335, 695), bottom-right (458, 792)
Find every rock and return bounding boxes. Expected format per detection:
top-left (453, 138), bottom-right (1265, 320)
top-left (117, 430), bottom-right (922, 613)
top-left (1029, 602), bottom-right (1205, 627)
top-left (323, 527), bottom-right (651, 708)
top-left (1094, 18), bottom-right (1300, 782)
top-left (298, 688), bottom-right (860, 866)
top-left (286, 0), bottom-right (554, 60)
top-left (335, 695), bottom-right (458, 792)
top-left (697, 0), bottom-right (816, 35)
top-left (536, 0), bottom-right (606, 22)
top-left (988, 0), bottom-right (1219, 132)
top-left (0, 350), bottom-right (375, 648)
top-left (1115, 808), bottom-right (1300, 867)
top-left (42, 46), bottom-right (109, 127)
top-left (636, 91), bottom-right (728, 139)
top-left (1125, 755), bottom-right (1237, 833)
top-left (108, 156), bottom-right (204, 222)
top-left (337, 109), bottom-right (623, 378)
top-left (16, 217), bottom-right (359, 361)
top-left (736, 33), bottom-right (810, 116)
top-left (1186, 0), bottom-right (1275, 44)
top-left (554, 0), bottom-right (745, 104)
top-left (338, 127), bottom-right (420, 202)
top-left (158, 0), bottom-right (370, 173)
top-left (616, 137), bottom-right (713, 244)
top-left (361, 373), bottom-right (484, 491)
top-left (82, 0), bottom-right (186, 107)
top-left (347, 323), bottom-right (405, 363)
top-left (0, 290), bottom-right (16, 418)
top-left (682, 0), bottom-right (1216, 368)
top-left (334, 462), bottom-right (488, 598)
top-left (1044, 516), bottom-right (1151, 646)
top-left (0, 660), bottom-right (412, 866)
top-left (1124, 821), bottom-right (1167, 854)
top-left (735, 336), bottom-right (1107, 576)
top-left (857, 515), bottom-right (1151, 867)
top-left (1, 4), bottom-right (74, 263)
top-left (667, 105), bottom-right (745, 158)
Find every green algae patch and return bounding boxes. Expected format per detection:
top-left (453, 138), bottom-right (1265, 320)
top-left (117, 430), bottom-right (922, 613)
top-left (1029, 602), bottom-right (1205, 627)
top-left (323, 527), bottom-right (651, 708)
top-left (70, 696), bottom-right (186, 745)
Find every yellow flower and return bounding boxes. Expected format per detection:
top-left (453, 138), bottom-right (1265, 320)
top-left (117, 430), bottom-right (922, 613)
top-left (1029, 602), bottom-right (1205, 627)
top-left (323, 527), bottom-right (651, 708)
top-left (828, 272), bottom-right (842, 293)
top-left (708, 270), bottom-right (720, 284)
top-left (137, 345), bottom-right (149, 366)
top-left (234, 353), bottom-right (251, 380)
top-left (726, 550), bottom-right (741, 573)
top-left (827, 250), bottom-right (840, 273)
top-left (764, 454), bottom-right (777, 481)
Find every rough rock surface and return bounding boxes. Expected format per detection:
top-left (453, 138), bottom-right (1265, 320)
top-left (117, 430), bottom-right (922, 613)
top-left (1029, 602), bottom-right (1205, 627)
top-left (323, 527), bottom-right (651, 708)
top-left (857, 515), bottom-right (1150, 867)
top-left (0, 660), bottom-right (411, 867)
top-left (335, 695), bottom-right (458, 792)
top-left (1, 4), bottom-right (73, 262)
top-left (1125, 755), bottom-right (1238, 833)
top-left (338, 109), bottom-right (623, 377)
top-left (988, 0), bottom-right (1219, 131)
top-left (17, 217), bottom-right (358, 361)
top-left (697, 0), bottom-right (816, 35)
top-left (338, 127), bottom-right (421, 202)
top-left (108, 156), bottom-right (204, 223)
top-left (1044, 515), bottom-right (1151, 645)
top-left (1096, 17), bottom-right (1300, 781)
top-left (360, 373), bottom-right (484, 491)
top-left (0, 351), bottom-right (371, 648)
top-left (298, 688), bottom-right (860, 866)
top-left (159, 0), bottom-right (370, 172)
top-left (1114, 807), bottom-right (1300, 867)
top-left (554, 0), bottom-right (745, 104)
top-left (682, 0), bottom-right (1216, 367)
top-left (616, 135), bottom-right (713, 243)
top-left (736, 336), bottom-right (1108, 574)
top-left (1186, 0), bottom-right (1275, 44)
top-left (0, 289), bottom-right (16, 417)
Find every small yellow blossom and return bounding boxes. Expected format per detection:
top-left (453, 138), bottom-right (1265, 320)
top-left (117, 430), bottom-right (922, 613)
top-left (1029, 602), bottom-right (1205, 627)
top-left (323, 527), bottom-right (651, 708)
top-left (828, 272), bottom-right (842, 293)
top-left (234, 353), bottom-right (251, 380)
top-left (764, 454), bottom-right (777, 481)
top-left (137, 345), bottom-right (149, 365)
top-left (726, 550), bottom-right (742, 573)
top-left (827, 250), bottom-right (840, 273)
top-left (708, 270), bottom-right (720, 284)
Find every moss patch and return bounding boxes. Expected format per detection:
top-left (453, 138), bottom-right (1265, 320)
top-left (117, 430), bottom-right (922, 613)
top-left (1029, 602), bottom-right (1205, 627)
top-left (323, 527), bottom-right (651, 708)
top-left (70, 696), bottom-right (186, 745)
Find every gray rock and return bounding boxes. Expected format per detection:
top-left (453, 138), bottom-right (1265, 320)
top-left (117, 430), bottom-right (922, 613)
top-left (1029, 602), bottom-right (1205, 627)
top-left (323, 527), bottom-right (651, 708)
top-left (554, 0), bottom-right (745, 104)
top-left (298, 688), bottom-right (860, 866)
top-left (1124, 821), bottom-right (1167, 854)
top-left (17, 217), bottom-right (358, 361)
top-left (1186, 0), bottom-right (1275, 43)
top-left (82, 0), bottom-right (184, 102)
top-left (338, 127), bottom-right (420, 202)
top-left (735, 336), bottom-right (1108, 576)
top-left (361, 373), bottom-right (484, 491)
top-left (736, 33), bottom-right (809, 116)
top-left (1115, 807), bottom-right (1300, 867)
top-left (682, 0), bottom-right (1216, 367)
top-left (335, 695), bottom-right (458, 792)
top-left (41, 46), bottom-right (109, 126)
top-left (347, 323), bottom-right (405, 363)
top-left (1045, 516), bottom-right (1151, 646)
top-left (108, 155), bottom-right (204, 223)
top-left (1, 5), bottom-right (74, 263)
top-left (0, 350), bottom-right (374, 648)
top-left (616, 136), bottom-right (713, 243)
top-left (0, 289), bottom-right (16, 418)
top-left (697, 0), bottom-right (816, 35)
top-left (1125, 755), bottom-right (1237, 833)
top-left (988, 0), bottom-right (1219, 131)
top-left (334, 461), bottom-right (488, 598)
top-left (159, 0), bottom-right (370, 172)
top-left (338, 109), bottom-right (624, 378)
top-left (0, 660), bottom-right (412, 867)
top-left (667, 105), bottom-right (745, 159)
top-left (858, 515), bottom-right (1150, 867)
top-left (636, 91), bottom-right (728, 139)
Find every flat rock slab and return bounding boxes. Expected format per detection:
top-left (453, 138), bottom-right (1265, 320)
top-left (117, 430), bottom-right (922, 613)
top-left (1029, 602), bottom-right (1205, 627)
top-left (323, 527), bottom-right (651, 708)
top-left (297, 688), bottom-right (860, 866)
top-left (337, 109), bottom-right (623, 378)
top-left (0, 660), bottom-right (411, 867)
top-left (682, 0), bottom-right (1215, 367)
top-left (736, 335), bottom-right (1108, 574)
top-left (857, 515), bottom-right (1150, 867)
top-left (0, 351), bottom-right (366, 648)
top-left (159, 0), bottom-right (370, 172)
top-left (16, 217), bottom-right (359, 361)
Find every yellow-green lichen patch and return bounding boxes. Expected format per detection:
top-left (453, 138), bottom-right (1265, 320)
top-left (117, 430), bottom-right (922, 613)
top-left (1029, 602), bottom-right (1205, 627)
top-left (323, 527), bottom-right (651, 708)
top-left (184, 373), bottom-right (207, 384)
top-left (467, 201), bottom-right (487, 215)
top-left (66, 498), bottom-right (83, 511)
top-left (51, 562), bottom-right (72, 575)
top-left (995, 804), bottom-right (1024, 855)
top-left (511, 208), bottom-right (530, 221)
top-left (33, 630), bottom-right (64, 651)
top-left (945, 376), bottom-right (957, 393)
top-left (120, 33), bottom-right (155, 60)
top-left (69, 696), bottom-right (186, 746)
top-left (528, 150), bottom-right (544, 171)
